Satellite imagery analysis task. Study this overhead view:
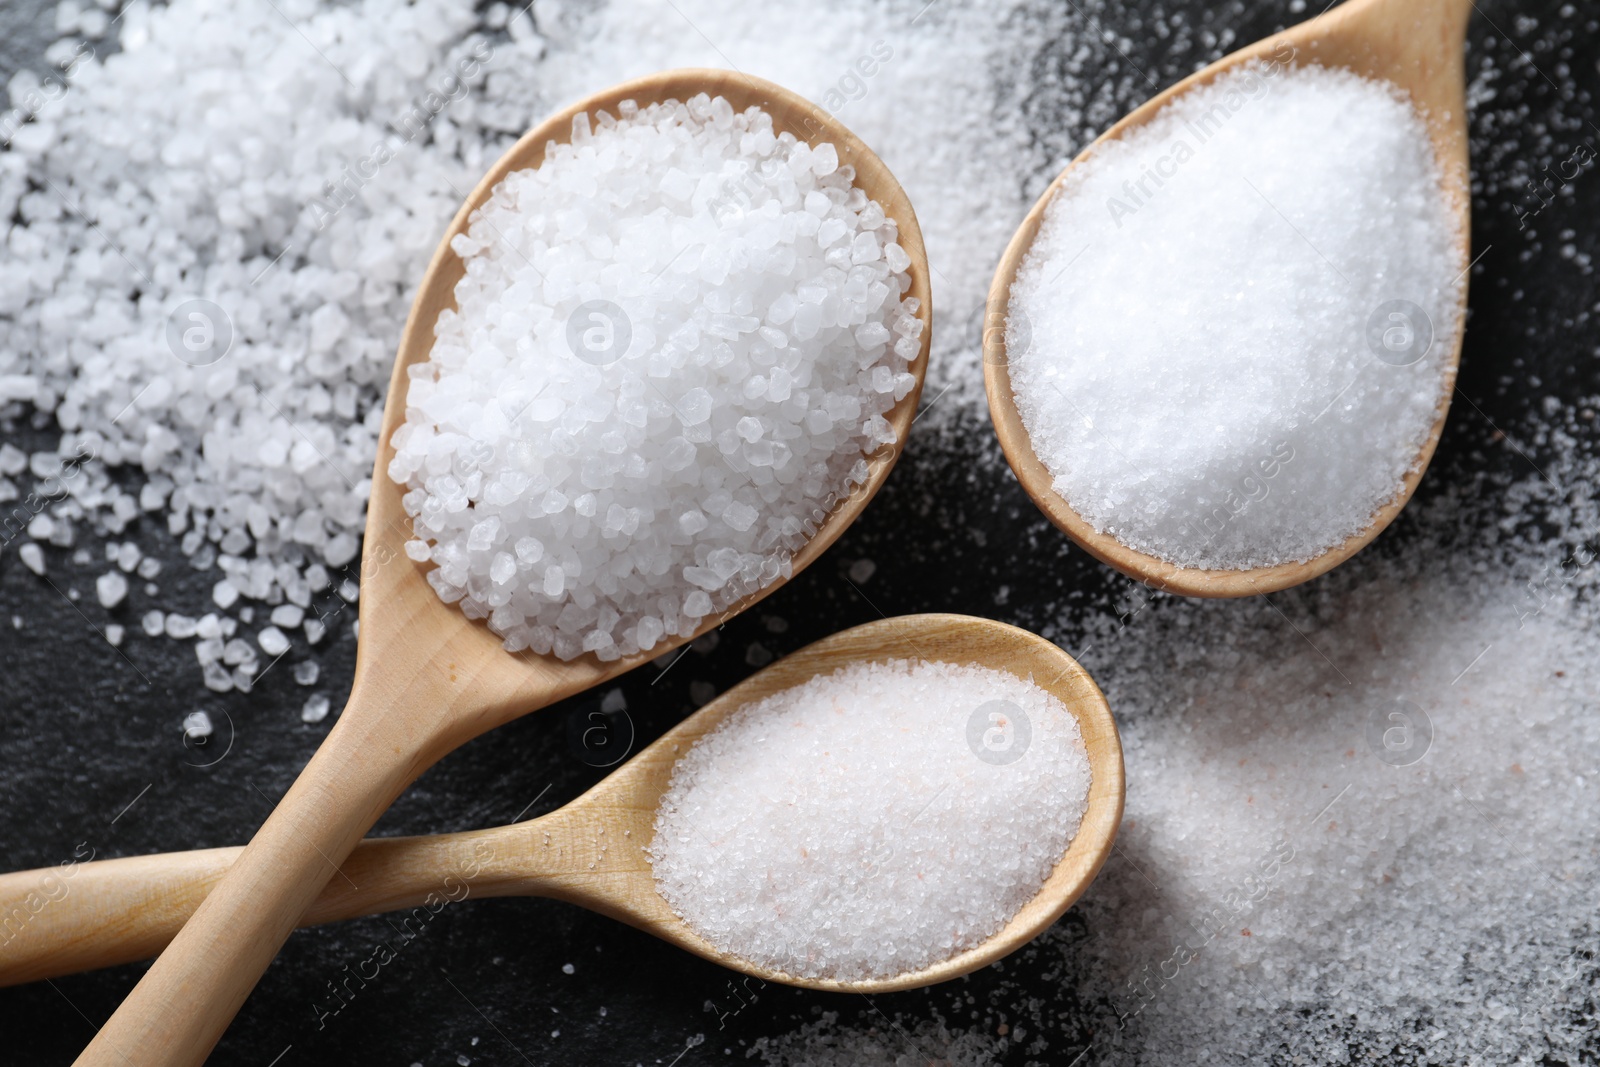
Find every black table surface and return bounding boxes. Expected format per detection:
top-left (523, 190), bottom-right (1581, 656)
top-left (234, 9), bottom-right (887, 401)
top-left (3, 1), bottom-right (1598, 1064)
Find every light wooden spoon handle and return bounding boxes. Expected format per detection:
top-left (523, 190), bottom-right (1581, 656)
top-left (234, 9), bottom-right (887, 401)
top-left (74, 692), bottom-right (424, 1066)
top-left (0, 828), bottom-right (514, 989)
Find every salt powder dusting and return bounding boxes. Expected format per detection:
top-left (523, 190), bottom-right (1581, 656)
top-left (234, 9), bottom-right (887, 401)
top-left (648, 658), bottom-right (1091, 981)
top-left (388, 98), bottom-right (921, 661)
top-left (1008, 64), bottom-right (1463, 570)
top-left (748, 1011), bottom-right (1004, 1066)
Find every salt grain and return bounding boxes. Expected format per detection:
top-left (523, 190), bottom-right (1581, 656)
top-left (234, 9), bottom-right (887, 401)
top-left (94, 571), bottom-right (126, 608)
top-left (269, 604), bottom-right (304, 630)
top-left (649, 658), bottom-right (1091, 980)
top-left (211, 581), bottom-right (240, 610)
top-left (257, 626), bottom-right (290, 657)
top-left (301, 694), bottom-right (331, 724)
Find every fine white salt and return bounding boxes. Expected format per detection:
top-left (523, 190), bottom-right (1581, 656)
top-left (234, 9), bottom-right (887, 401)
top-left (648, 658), bottom-right (1091, 981)
top-left (389, 97), bottom-right (921, 661)
top-left (1007, 65), bottom-right (1463, 570)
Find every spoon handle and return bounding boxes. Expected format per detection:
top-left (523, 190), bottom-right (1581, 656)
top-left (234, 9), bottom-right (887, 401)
top-left (0, 828), bottom-right (515, 988)
top-left (72, 689), bottom-right (427, 1067)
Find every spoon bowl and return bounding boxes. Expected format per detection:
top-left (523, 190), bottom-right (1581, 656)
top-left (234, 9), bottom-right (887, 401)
top-left (984, 0), bottom-right (1472, 598)
top-left (1, 615), bottom-right (1122, 994)
top-left (79, 69), bottom-right (931, 1066)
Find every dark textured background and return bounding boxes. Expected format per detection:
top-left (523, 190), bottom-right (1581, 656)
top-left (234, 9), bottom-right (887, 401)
top-left (2, 1), bottom-right (1597, 1063)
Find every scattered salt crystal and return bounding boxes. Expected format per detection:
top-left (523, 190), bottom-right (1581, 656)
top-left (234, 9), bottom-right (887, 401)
top-left (1007, 65), bottom-right (1462, 570)
top-left (141, 611), bottom-right (164, 637)
top-left (200, 662), bottom-right (232, 697)
top-left (650, 659), bottom-right (1090, 980)
top-left (212, 581), bottom-right (240, 610)
top-left (181, 711), bottom-right (212, 739)
top-left (19, 543), bottom-right (44, 575)
top-left (301, 694), bottom-right (331, 723)
top-left (104, 624), bottom-right (124, 647)
top-left (164, 615), bottom-right (198, 640)
top-left (293, 661), bottom-right (320, 687)
top-left (257, 626), bottom-right (290, 657)
top-left (270, 605), bottom-right (304, 630)
top-left (95, 572), bottom-right (127, 608)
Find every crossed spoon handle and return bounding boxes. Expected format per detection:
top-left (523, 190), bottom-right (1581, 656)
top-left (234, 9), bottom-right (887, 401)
top-left (0, 814), bottom-right (592, 989)
top-left (0, 615), bottom-right (1125, 1004)
top-left (71, 69), bottom-right (933, 1067)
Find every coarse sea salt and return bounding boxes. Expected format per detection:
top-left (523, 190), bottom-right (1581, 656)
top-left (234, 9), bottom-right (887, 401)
top-left (1, 0), bottom-right (1044, 685)
top-left (648, 658), bottom-right (1091, 981)
top-left (1007, 64), bottom-right (1463, 571)
top-left (388, 97), bottom-right (921, 661)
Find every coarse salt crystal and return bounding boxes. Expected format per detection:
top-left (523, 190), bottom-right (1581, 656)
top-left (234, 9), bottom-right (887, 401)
top-left (390, 97), bottom-right (916, 660)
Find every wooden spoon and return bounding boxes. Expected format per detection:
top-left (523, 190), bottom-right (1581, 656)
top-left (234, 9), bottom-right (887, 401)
top-left (3, 615), bottom-right (1121, 995)
top-left (76, 69), bottom-right (931, 1066)
top-left (984, 0), bottom-right (1472, 598)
